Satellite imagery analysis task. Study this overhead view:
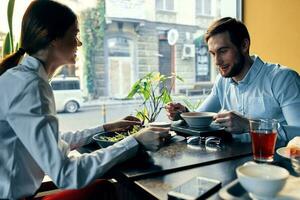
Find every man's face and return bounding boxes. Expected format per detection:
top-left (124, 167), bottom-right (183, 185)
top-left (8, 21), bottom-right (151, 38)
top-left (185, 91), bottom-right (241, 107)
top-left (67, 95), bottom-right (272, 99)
top-left (207, 32), bottom-right (245, 78)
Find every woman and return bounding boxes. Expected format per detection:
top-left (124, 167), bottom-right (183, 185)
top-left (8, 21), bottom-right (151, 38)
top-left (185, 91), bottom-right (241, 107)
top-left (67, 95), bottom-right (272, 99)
top-left (0, 1), bottom-right (169, 199)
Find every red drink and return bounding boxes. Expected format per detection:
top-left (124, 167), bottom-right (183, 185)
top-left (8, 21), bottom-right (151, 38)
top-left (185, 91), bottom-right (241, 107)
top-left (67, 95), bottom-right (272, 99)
top-left (250, 130), bottom-right (277, 162)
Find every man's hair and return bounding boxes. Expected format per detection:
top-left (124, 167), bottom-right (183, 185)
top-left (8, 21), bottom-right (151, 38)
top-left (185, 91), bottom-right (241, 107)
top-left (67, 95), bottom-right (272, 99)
top-left (205, 17), bottom-right (250, 48)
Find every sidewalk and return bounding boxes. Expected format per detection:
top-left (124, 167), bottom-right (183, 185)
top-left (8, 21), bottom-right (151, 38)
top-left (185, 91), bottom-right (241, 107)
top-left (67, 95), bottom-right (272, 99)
top-left (82, 95), bottom-right (207, 108)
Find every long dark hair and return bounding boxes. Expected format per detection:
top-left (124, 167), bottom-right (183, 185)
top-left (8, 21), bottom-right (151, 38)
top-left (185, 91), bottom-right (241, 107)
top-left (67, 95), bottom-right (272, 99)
top-left (0, 0), bottom-right (77, 75)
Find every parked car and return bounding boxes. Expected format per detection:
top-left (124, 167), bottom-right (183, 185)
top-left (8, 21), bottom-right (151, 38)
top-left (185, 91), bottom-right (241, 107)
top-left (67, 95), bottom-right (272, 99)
top-left (50, 77), bottom-right (83, 113)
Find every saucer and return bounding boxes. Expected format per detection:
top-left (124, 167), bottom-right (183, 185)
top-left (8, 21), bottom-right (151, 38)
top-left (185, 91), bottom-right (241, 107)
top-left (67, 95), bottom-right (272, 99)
top-left (249, 192), bottom-right (275, 200)
top-left (276, 147), bottom-right (290, 159)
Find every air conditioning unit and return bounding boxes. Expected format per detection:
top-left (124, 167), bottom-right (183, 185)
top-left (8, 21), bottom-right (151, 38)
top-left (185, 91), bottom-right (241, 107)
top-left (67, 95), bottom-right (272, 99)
top-left (182, 44), bottom-right (195, 59)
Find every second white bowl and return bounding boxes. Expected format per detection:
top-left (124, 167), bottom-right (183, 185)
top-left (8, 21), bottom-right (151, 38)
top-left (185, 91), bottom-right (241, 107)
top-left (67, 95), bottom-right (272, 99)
top-left (236, 164), bottom-right (289, 198)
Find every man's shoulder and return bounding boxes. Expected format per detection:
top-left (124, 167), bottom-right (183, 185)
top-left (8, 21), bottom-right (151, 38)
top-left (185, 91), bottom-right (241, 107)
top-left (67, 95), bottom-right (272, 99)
top-left (262, 62), bottom-right (298, 79)
top-left (261, 63), bottom-right (299, 89)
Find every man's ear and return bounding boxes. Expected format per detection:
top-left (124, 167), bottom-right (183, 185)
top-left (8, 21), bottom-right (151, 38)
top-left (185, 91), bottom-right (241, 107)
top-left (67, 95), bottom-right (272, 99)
top-left (50, 38), bottom-right (59, 48)
top-left (241, 39), bottom-right (250, 54)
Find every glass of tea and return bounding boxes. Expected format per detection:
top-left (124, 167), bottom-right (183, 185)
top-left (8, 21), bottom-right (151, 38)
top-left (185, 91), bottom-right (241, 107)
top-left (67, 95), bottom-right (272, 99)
top-left (249, 119), bottom-right (278, 163)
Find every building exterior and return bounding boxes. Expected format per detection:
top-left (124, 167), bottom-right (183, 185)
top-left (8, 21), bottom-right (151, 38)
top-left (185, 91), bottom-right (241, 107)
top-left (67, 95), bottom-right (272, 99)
top-left (1, 0), bottom-right (239, 98)
top-left (0, 32), bottom-right (7, 59)
top-left (86, 0), bottom-right (224, 98)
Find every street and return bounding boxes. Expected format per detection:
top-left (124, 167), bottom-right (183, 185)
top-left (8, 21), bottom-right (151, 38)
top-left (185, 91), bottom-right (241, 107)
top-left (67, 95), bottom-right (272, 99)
top-left (57, 104), bottom-right (169, 132)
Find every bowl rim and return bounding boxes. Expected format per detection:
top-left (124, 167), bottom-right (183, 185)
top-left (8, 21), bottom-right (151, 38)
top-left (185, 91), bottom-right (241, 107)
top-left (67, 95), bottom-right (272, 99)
top-left (180, 111), bottom-right (216, 118)
top-left (236, 164), bottom-right (290, 181)
top-left (148, 121), bottom-right (171, 126)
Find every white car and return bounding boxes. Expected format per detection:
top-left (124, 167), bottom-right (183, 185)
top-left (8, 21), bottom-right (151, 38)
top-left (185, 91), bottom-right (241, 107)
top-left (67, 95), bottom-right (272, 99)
top-left (50, 77), bottom-right (83, 113)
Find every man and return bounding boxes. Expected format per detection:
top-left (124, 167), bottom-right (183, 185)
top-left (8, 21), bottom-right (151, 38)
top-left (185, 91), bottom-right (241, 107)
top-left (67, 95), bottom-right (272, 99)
top-left (166, 17), bottom-right (300, 138)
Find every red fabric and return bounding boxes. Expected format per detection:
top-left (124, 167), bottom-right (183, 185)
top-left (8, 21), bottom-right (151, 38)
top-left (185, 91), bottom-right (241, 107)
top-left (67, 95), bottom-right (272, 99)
top-left (42, 179), bottom-right (117, 200)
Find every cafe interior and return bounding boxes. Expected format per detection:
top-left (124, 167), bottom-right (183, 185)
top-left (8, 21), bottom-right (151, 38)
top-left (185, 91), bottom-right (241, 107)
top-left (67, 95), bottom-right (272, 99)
top-left (1, 0), bottom-right (300, 199)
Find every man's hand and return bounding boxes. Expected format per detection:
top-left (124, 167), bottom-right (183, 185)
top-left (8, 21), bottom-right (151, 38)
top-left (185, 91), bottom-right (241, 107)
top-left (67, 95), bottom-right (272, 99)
top-left (165, 102), bottom-right (187, 121)
top-left (213, 110), bottom-right (249, 133)
top-left (103, 116), bottom-right (142, 132)
top-left (133, 127), bottom-right (170, 151)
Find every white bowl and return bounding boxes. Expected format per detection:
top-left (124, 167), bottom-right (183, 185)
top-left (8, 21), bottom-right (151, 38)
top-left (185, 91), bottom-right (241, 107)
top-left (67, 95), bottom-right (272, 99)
top-left (236, 164), bottom-right (289, 198)
top-left (180, 112), bottom-right (216, 128)
top-left (148, 121), bottom-right (171, 128)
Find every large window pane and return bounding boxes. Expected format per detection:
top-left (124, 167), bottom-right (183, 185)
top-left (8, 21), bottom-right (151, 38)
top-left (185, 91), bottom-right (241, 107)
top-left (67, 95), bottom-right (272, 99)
top-left (0, 0), bottom-right (240, 131)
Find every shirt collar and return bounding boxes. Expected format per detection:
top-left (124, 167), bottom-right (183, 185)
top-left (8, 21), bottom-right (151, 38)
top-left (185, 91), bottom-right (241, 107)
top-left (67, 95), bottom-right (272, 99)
top-left (230, 55), bottom-right (264, 85)
top-left (20, 55), bottom-right (49, 82)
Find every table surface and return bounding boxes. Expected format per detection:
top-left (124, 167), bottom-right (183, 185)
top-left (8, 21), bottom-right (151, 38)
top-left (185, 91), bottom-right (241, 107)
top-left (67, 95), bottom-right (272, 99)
top-left (134, 155), bottom-right (253, 200)
top-left (110, 134), bottom-right (298, 200)
top-left (117, 136), bottom-right (252, 180)
top-left (80, 129), bottom-right (296, 200)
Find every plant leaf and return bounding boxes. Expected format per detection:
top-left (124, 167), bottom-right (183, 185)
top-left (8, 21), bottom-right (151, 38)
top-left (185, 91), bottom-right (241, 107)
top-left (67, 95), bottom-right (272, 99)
top-left (182, 98), bottom-right (194, 111)
top-left (176, 75), bottom-right (184, 82)
top-left (7, 0), bottom-right (15, 48)
top-left (161, 88), bottom-right (172, 104)
top-left (129, 72), bottom-right (185, 123)
top-left (127, 82), bottom-right (141, 98)
top-left (2, 33), bottom-right (12, 57)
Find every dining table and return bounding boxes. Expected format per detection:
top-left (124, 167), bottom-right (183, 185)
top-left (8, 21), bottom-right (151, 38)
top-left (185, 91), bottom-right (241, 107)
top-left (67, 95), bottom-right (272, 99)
top-left (78, 125), bottom-right (300, 200)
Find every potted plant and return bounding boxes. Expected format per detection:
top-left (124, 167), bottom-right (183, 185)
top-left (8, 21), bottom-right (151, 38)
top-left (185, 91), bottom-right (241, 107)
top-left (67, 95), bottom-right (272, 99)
top-left (127, 72), bottom-right (183, 123)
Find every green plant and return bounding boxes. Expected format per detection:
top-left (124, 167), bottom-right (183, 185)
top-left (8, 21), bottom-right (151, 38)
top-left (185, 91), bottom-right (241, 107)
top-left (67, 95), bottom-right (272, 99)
top-left (2, 0), bottom-right (16, 57)
top-left (182, 98), bottom-right (204, 112)
top-left (127, 72), bottom-right (183, 123)
top-left (80, 0), bottom-right (105, 98)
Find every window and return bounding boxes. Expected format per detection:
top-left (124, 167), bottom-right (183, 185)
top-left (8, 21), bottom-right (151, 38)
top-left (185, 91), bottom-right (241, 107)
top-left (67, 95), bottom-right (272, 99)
top-left (51, 80), bottom-right (80, 90)
top-left (196, 0), bottom-right (212, 16)
top-left (196, 45), bottom-right (210, 82)
top-left (0, 0), bottom-right (240, 130)
top-left (156, 0), bottom-right (174, 11)
top-left (108, 37), bottom-right (131, 57)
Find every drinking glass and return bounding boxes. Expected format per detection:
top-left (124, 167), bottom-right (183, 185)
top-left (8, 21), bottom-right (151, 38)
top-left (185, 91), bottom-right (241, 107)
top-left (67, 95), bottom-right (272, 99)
top-left (249, 119), bottom-right (278, 162)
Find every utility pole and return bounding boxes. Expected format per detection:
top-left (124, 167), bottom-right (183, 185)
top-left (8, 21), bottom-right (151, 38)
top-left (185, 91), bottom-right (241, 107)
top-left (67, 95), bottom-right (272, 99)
top-left (101, 104), bottom-right (107, 123)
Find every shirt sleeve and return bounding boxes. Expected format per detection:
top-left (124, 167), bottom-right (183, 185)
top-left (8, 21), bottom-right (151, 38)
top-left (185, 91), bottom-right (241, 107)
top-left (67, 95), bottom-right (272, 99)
top-left (272, 69), bottom-right (300, 125)
top-left (272, 69), bottom-right (300, 107)
top-left (7, 79), bottom-right (139, 189)
top-left (61, 126), bottom-right (105, 150)
top-left (196, 75), bottom-right (222, 112)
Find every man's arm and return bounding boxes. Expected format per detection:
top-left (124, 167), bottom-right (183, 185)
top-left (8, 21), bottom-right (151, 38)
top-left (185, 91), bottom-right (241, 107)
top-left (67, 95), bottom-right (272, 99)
top-left (273, 68), bottom-right (300, 126)
top-left (196, 92), bottom-right (221, 112)
top-left (282, 103), bottom-right (300, 126)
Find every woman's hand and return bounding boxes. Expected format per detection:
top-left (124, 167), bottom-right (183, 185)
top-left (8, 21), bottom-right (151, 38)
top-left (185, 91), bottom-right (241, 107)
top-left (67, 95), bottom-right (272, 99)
top-left (133, 127), bottom-right (171, 151)
top-left (103, 116), bottom-right (142, 132)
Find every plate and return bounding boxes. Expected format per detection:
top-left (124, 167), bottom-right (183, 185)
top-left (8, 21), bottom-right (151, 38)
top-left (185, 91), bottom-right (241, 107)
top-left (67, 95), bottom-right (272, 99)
top-left (276, 147), bottom-right (290, 159)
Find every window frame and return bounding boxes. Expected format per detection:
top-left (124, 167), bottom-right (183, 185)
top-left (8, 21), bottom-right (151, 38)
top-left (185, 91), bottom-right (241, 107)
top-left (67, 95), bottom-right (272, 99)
top-left (156, 0), bottom-right (175, 12)
top-left (195, 0), bottom-right (212, 17)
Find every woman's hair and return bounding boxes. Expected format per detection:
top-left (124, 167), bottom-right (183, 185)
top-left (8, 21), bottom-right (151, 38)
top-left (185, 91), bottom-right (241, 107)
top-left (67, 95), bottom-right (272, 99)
top-left (0, 0), bottom-right (77, 75)
top-left (205, 17), bottom-right (250, 49)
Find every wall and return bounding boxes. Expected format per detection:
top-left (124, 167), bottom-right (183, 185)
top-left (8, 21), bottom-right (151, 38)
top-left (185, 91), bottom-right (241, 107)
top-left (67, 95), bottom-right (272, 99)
top-left (243, 0), bottom-right (300, 73)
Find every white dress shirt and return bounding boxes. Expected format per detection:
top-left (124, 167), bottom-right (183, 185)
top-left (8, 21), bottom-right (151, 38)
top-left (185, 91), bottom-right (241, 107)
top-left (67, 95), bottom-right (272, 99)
top-left (0, 55), bottom-right (139, 199)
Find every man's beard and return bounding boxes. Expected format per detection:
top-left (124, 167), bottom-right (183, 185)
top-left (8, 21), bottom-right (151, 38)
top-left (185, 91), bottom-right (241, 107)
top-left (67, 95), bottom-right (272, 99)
top-left (222, 51), bottom-right (245, 78)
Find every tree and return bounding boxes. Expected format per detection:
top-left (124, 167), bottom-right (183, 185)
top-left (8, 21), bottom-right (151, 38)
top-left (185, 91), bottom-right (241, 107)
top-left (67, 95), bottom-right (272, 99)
top-left (80, 0), bottom-right (105, 98)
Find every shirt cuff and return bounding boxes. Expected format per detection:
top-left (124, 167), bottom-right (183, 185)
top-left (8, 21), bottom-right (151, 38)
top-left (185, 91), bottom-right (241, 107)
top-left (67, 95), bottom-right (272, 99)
top-left (116, 135), bottom-right (139, 150)
top-left (89, 126), bottom-right (105, 134)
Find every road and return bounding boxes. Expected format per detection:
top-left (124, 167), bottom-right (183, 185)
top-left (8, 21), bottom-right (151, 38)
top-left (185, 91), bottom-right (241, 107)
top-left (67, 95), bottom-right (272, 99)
top-left (57, 104), bottom-right (169, 132)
